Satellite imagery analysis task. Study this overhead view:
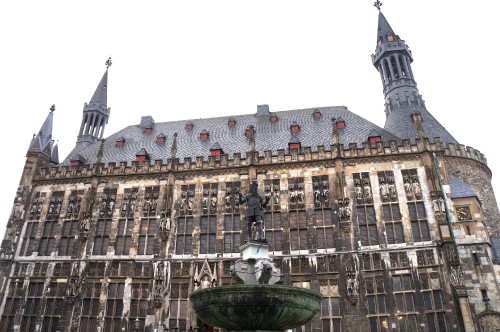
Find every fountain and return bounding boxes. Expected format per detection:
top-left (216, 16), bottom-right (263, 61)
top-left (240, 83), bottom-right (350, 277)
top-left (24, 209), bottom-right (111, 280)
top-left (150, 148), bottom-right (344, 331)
top-left (189, 181), bottom-right (322, 332)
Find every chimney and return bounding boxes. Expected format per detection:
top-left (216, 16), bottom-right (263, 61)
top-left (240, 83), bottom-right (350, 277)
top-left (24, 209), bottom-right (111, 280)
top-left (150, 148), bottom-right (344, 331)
top-left (257, 104), bottom-right (270, 116)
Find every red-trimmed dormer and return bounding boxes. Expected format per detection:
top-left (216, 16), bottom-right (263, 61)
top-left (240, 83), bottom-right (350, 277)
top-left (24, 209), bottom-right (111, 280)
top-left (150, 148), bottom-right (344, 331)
top-left (368, 129), bottom-right (382, 145)
top-left (185, 122), bottom-right (194, 130)
top-left (245, 125), bottom-right (254, 138)
top-left (115, 137), bottom-right (125, 147)
top-left (144, 127), bottom-right (152, 134)
top-left (228, 118), bottom-right (236, 127)
top-left (135, 148), bottom-right (150, 163)
top-left (313, 109), bottom-right (322, 119)
top-left (70, 154), bottom-right (86, 167)
top-left (411, 110), bottom-right (422, 123)
top-left (200, 129), bottom-right (209, 141)
top-left (336, 117), bottom-right (346, 128)
top-left (270, 114), bottom-right (278, 123)
top-left (210, 142), bottom-right (223, 159)
top-left (156, 133), bottom-right (166, 145)
top-left (290, 121), bottom-right (300, 133)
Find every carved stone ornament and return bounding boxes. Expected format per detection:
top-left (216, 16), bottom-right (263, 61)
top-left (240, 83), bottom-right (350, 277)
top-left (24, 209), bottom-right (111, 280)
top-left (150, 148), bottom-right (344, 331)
top-left (345, 254), bottom-right (359, 305)
top-left (194, 258), bottom-right (218, 291)
top-left (159, 209), bottom-right (172, 241)
top-left (337, 198), bottom-right (351, 233)
top-left (79, 213), bottom-right (91, 239)
top-left (66, 263), bottom-right (84, 304)
top-left (152, 261), bottom-right (167, 308)
top-left (478, 312), bottom-right (500, 332)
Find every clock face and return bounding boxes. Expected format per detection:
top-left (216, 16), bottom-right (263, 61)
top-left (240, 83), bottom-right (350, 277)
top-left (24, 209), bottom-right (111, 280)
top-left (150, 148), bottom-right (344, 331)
top-left (456, 207), bottom-right (472, 221)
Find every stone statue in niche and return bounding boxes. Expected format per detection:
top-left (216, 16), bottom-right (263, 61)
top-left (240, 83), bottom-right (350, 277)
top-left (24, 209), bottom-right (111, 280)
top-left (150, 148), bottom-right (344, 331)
top-left (273, 183), bottom-right (280, 207)
top-left (363, 180), bottom-right (372, 203)
top-left (179, 192), bottom-right (187, 214)
top-left (297, 184), bottom-right (305, 207)
top-left (239, 180), bottom-right (270, 242)
top-left (80, 214), bottom-right (91, 237)
top-left (159, 210), bottom-right (172, 240)
top-left (187, 190), bottom-right (194, 212)
top-left (379, 177), bottom-right (388, 202)
top-left (354, 180), bottom-right (363, 204)
top-left (210, 190), bottom-right (217, 211)
top-left (201, 188), bottom-right (209, 212)
top-left (322, 180), bottom-right (329, 206)
top-left (404, 178), bottom-right (413, 199)
top-left (388, 178), bottom-right (397, 201)
top-left (412, 178), bottom-right (422, 199)
top-left (313, 182), bottom-right (321, 207)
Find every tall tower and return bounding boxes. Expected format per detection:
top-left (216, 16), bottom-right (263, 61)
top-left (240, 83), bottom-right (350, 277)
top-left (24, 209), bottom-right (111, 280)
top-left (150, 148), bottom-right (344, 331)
top-left (72, 58), bottom-right (112, 156)
top-left (371, 2), bottom-right (458, 145)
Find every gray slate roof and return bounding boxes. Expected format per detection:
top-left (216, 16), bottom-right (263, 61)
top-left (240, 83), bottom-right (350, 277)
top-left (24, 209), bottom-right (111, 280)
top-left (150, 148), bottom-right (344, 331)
top-left (449, 178), bottom-right (476, 199)
top-left (384, 106), bottom-right (459, 146)
top-left (61, 106), bottom-right (401, 166)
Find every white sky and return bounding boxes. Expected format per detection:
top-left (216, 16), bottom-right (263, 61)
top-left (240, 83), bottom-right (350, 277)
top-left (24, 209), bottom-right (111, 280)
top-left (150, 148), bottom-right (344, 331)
top-left (1, 1), bottom-right (499, 240)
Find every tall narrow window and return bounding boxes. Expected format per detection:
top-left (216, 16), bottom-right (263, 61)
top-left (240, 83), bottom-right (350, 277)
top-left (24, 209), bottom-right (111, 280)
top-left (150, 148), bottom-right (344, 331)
top-left (313, 176), bottom-right (334, 250)
top-left (419, 272), bottom-right (447, 332)
top-left (320, 279), bottom-right (341, 331)
top-left (176, 216), bottom-right (193, 255)
top-left (93, 219), bottom-right (111, 255)
top-left (393, 275), bottom-right (417, 329)
top-left (382, 204), bottom-right (404, 244)
top-left (115, 219), bottom-right (133, 255)
top-left (21, 222), bottom-right (38, 256)
top-left (38, 221), bottom-right (59, 256)
top-left (223, 181), bottom-right (242, 254)
top-left (58, 220), bottom-right (78, 256)
top-left (366, 276), bottom-right (388, 331)
top-left (105, 283), bottom-right (125, 331)
top-left (408, 202), bottom-right (430, 242)
top-left (130, 283), bottom-right (149, 326)
top-left (357, 206), bottom-right (379, 246)
top-left (138, 218), bottom-right (156, 255)
top-left (169, 283), bottom-right (189, 331)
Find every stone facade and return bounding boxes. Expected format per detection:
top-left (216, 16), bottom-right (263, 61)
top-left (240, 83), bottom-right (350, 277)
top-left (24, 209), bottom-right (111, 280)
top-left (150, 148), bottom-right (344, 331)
top-left (2, 7), bottom-right (500, 332)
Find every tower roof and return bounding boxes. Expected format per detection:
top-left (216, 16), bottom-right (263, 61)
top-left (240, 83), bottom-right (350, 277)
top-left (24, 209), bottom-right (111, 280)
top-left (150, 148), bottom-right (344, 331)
top-left (89, 69), bottom-right (108, 107)
top-left (27, 105), bottom-right (55, 158)
top-left (376, 11), bottom-right (398, 45)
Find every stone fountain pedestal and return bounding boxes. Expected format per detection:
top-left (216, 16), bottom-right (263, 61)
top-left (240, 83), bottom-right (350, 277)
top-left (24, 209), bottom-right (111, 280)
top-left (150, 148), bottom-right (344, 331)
top-left (189, 241), bottom-right (322, 332)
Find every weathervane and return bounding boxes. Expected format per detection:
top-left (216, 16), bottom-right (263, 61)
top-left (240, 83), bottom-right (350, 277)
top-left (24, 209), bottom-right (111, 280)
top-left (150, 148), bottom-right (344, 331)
top-left (50, 104), bottom-right (55, 112)
top-left (373, 0), bottom-right (382, 10)
top-left (105, 57), bottom-right (112, 69)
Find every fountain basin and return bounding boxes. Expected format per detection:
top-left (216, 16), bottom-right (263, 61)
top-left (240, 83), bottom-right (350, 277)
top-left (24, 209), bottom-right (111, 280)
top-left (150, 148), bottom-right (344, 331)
top-left (189, 284), bottom-right (322, 331)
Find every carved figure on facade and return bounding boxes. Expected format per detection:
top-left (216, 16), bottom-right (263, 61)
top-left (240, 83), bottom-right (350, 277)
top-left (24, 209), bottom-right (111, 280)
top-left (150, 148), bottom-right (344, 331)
top-left (337, 198), bottom-right (351, 233)
top-left (387, 178), bottom-right (397, 201)
top-left (239, 180), bottom-right (269, 242)
top-left (159, 209), bottom-right (172, 240)
top-left (322, 180), bottom-right (330, 206)
top-left (187, 190), bottom-right (194, 212)
top-left (66, 262), bottom-right (83, 304)
top-left (449, 265), bottom-right (464, 287)
top-left (379, 177), bottom-right (388, 202)
top-left (363, 179), bottom-right (373, 204)
top-left (264, 184), bottom-right (272, 210)
top-left (345, 254), bottom-right (359, 304)
top-left (210, 189), bottom-right (217, 212)
top-left (313, 181), bottom-right (321, 207)
top-left (193, 258), bottom-right (218, 291)
top-left (225, 188), bottom-right (232, 212)
top-left (273, 183), bottom-right (280, 208)
top-left (202, 188), bottom-right (209, 214)
top-left (412, 177), bottom-right (422, 199)
top-left (354, 179), bottom-right (363, 204)
top-left (152, 261), bottom-right (167, 307)
top-left (404, 177), bottom-right (413, 200)
top-left (80, 214), bottom-right (91, 238)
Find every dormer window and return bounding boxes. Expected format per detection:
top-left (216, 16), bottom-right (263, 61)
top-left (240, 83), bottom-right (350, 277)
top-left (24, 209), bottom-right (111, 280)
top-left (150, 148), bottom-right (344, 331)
top-left (210, 142), bottom-right (223, 159)
top-left (245, 125), bottom-right (254, 138)
top-left (185, 122), bottom-right (194, 130)
top-left (144, 127), bottom-right (152, 134)
top-left (200, 130), bottom-right (209, 141)
top-left (369, 136), bottom-right (382, 145)
top-left (228, 118), bottom-right (236, 127)
top-left (115, 137), bottom-right (125, 147)
top-left (135, 148), bottom-right (150, 163)
top-left (290, 121), bottom-right (300, 133)
top-left (270, 114), bottom-right (278, 123)
top-left (313, 110), bottom-right (321, 119)
top-left (289, 142), bottom-right (301, 151)
top-left (387, 34), bottom-right (394, 42)
top-left (336, 118), bottom-right (346, 128)
top-left (156, 133), bottom-right (166, 145)
top-left (377, 38), bottom-right (382, 47)
top-left (70, 154), bottom-right (86, 167)
top-left (411, 111), bottom-right (422, 123)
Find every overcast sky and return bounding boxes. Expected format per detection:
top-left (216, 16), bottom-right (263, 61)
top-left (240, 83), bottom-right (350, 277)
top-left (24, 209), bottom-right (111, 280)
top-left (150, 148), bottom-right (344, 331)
top-left (1, 1), bottom-right (499, 240)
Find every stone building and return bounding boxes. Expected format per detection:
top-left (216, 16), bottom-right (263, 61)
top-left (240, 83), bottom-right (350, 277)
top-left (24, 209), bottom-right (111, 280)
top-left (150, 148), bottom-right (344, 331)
top-left (1, 5), bottom-right (500, 332)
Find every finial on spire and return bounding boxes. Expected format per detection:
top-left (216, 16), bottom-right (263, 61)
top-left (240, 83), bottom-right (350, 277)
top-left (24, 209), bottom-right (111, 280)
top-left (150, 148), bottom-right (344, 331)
top-left (50, 104), bottom-right (55, 112)
top-left (105, 57), bottom-right (112, 69)
top-left (373, 0), bottom-right (382, 11)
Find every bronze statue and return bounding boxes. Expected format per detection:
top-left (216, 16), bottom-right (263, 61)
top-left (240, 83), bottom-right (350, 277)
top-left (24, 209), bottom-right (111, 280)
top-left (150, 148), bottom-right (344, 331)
top-left (239, 180), bottom-right (269, 242)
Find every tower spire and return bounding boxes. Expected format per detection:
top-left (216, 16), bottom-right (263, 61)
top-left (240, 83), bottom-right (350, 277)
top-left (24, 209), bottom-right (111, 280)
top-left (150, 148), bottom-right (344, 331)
top-left (371, 9), bottom-right (458, 146)
top-left (72, 59), bottom-right (112, 154)
top-left (27, 104), bottom-right (56, 161)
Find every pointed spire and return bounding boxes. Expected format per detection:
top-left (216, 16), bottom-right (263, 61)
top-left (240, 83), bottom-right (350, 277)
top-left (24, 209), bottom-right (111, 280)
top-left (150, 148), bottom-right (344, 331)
top-left (376, 11), bottom-right (398, 46)
top-left (27, 105), bottom-right (55, 158)
top-left (64, 59), bottom-right (112, 164)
